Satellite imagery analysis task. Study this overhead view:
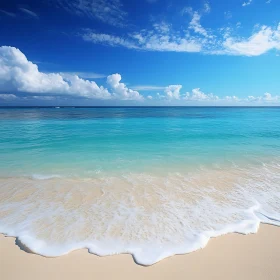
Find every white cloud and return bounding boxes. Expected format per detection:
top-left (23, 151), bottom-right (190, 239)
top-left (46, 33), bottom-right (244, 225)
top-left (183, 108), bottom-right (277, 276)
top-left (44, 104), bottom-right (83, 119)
top-left (83, 33), bottom-right (138, 49)
top-left (183, 91), bottom-right (280, 104)
top-left (131, 85), bottom-right (166, 91)
top-left (148, 87), bottom-right (280, 104)
top-left (152, 22), bottom-right (170, 34)
top-left (225, 95), bottom-right (240, 102)
top-left (0, 94), bottom-right (17, 100)
top-left (266, 0), bottom-right (271, 3)
top-left (83, 23), bottom-right (202, 53)
top-left (2, 47), bottom-right (280, 105)
top-left (68, 0), bottom-right (278, 58)
top-left (151, 87), bottom-right (280, 105)
top-left (242, 0), bottom-right (253, 7)
top-left (19, 8), bottom-right (39, 18)
top-left (189, 12), bottom-right (209, 37)
top-left (55, 0), bottom-right (126, 26)
top-left (60, 72), bottom-right (106, 79)
top-left (84, 23), bottom-right (280, 56)
top-left (0, 46), bottom-right (107, 98)
top-left (31, 96), bottom-right (56, 101)
top-left (247, 95), bottom-right (258, 102)
top-left (184, 88), bottom-right (219, 101)
top-left (107, 74), bottom-right (143, 101)
top-left (81, 4), bottom-right (212, 53)
top-left (247, 92), bottom-right (279, 102)
top-left (222, 25), bottom-right (280, 56)
top-left (133, 30), bottom-right (202, 52)
top-left (164, 85), bottom-right (182, 100)
top-left (64, 75), bottom-right (111, 99)
top-left (262, 92), bottom-right (278, 101)
top-left (183, 6), bottom-right (210, 38)
top-left (0, 46), bottom-right (143, 101)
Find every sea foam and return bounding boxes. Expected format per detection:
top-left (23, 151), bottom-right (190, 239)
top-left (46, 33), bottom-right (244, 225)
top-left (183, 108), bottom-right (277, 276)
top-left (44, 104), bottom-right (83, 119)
top-left (30, 174), bottom-right (62, 180)
top-left (0, 161), bottom-right (280, 265)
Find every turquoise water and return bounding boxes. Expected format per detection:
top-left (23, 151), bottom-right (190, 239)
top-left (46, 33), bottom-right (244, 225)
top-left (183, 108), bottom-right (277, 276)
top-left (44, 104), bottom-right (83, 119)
top-left (0, 107), bottom-right (280, 265)
top-left (1, 107), bottom-right (280, 177)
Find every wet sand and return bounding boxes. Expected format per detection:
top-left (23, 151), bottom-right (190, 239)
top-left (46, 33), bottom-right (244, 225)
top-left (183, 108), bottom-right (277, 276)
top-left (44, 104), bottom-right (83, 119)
top-left (0, 224), bottom-right (279, 280)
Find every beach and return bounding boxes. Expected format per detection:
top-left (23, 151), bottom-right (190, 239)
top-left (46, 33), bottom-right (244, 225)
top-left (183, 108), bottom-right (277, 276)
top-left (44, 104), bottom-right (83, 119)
top-left (1, 0), bottom-right (280, 276)
top-left (1, 224), bottom-right (279, 280)
top-left (1, 107), bottom-right (280, 277)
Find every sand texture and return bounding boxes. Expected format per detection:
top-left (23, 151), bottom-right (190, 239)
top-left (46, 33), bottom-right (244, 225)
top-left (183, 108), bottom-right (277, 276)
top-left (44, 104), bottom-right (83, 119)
top-left (0, 224), bottom-right (280, 280)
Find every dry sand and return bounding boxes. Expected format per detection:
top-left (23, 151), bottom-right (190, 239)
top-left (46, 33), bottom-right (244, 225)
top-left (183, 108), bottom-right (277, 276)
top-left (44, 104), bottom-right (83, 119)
top-left (0, 224), bottom-right (279, 280)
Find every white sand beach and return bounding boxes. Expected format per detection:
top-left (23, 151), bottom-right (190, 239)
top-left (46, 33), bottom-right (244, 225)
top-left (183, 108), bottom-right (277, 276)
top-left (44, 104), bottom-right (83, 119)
top-left (1, 224), bottom-right (279, 280)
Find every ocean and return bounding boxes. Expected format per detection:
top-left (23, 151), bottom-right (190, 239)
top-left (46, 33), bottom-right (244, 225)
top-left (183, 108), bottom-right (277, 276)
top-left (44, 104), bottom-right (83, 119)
top-left (0, 107), bottom-right (280, 265)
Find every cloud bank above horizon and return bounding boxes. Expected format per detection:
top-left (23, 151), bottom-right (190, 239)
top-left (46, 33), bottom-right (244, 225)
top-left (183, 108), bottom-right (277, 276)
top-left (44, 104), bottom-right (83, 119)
top-left (0, 46), bottom-right (279, 105)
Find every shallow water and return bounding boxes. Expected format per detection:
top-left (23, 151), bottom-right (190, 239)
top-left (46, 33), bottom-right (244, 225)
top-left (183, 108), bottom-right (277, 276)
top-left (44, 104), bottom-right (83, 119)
top-left (0, 107), bottom-right (280, 265)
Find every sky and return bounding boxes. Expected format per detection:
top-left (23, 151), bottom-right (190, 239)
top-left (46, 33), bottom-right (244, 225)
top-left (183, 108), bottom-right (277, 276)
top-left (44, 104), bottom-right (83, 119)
top-left (0, 0), bottom-right (280, 106)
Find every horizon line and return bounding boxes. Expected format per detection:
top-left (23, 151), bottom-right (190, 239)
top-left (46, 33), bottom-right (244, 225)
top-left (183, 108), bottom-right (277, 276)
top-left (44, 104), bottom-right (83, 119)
top-left (1, 106), bottom-right (280, 108)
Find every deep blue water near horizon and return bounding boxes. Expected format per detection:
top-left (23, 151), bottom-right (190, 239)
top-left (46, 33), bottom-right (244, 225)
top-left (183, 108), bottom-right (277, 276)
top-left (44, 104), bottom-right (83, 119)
top-left (0, 106), bottom-right (280, 265)
top-left (0, 106), bottom-right (280, 177)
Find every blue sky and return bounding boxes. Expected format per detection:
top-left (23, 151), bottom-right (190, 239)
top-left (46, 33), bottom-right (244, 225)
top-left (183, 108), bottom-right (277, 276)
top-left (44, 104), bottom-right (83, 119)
top-left (0, 0), bottom-right (280, 105)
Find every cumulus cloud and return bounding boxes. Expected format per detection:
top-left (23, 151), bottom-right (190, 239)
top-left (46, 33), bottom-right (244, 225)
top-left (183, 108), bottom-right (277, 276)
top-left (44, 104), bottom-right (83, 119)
top-left (164, 85), bottom-right (182, 100)
top-left (2, 47), bottom-right (280, 106)
top-left (60, 72), bottom-right (106, 79)
top-left (64, 74), bottom-right (112, 99)
top-left (143, 85), bottom-right (280, 104)
top-left (131, 85), bottom-right (165, 91)
top-left (184, 88), bottom-right (219, 101)
top-left (107, 74), bottom-right (143, 101)
top-left (183, 90), bottom-right (280, 104)
top-left (0, 46), bottom-right (143, 101)
top-left (147, 88), bottom-right (280, 104)
top-left (0, 46), bottom-right (110, 99)
top-left (149, 87), bottom-right (280, 104)
top-left (247, 92), bottom-right (279, 102)
top-left (225, 95), bottom-right (240, 102)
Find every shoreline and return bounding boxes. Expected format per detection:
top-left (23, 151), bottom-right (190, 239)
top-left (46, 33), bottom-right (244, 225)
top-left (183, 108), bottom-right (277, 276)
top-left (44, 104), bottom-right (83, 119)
top-left (1, 166), bottom-right (280, 265)
top-left (1, 224), bottom-right (280, 280)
